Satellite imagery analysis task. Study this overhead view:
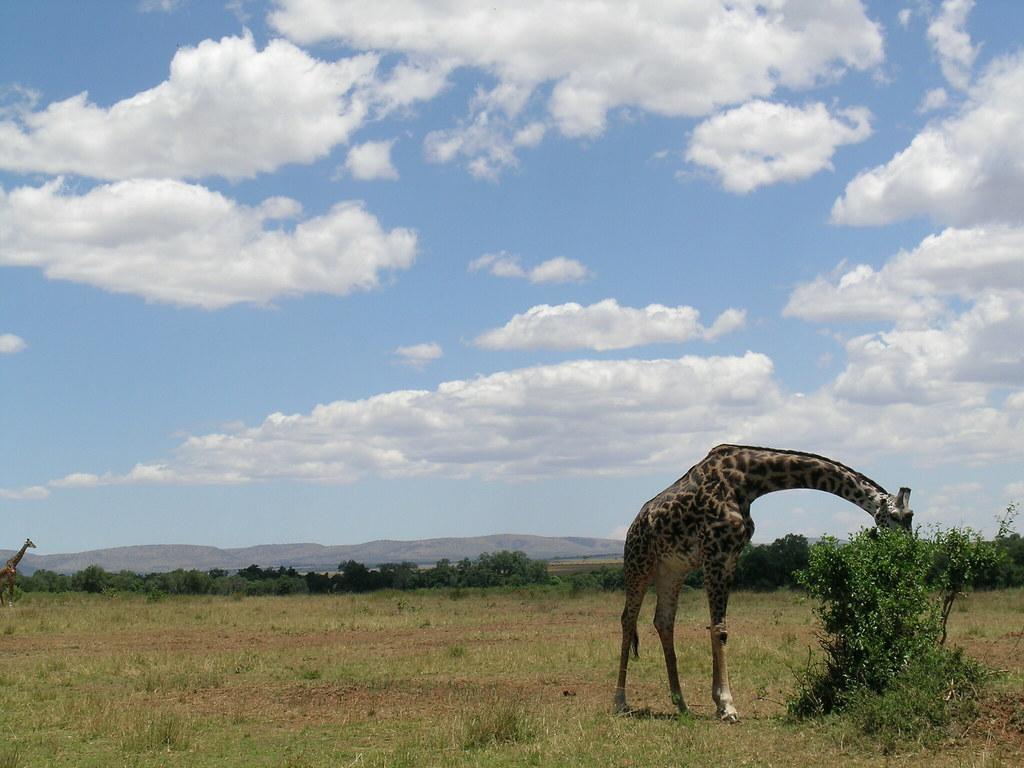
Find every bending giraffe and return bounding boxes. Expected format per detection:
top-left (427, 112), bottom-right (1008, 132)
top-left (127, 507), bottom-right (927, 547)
top-left (1, 538), bottom-right (36, 607)
top-left (614, 445), bottom-right (913, 722)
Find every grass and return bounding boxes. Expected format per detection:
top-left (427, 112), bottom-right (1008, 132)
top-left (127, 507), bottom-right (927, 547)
top-left (0, 588), bottom-right (1020, 766)
top-left (460, 698), bottom-right (535, 749)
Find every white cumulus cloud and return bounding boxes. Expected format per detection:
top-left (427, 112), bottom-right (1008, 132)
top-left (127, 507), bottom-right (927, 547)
top-left (344, 139), bottom-right (399, 180)
top-left (271, 0), bottom-right (883, 175)
top-left (0, 485), bottom-right (49, 500)
top-left (473, 299), bottom-right (746, 351)
top-left (50, 352), bottom-right (783, 484)
top-left (832, 296), bottom-right (1023, 406)
top-left (527, 256), bottom-right (590, 284)
top-left (0, 32), bottom-right (424, 181)
top-left (32, 349), bottom-right (1024, 493)
top-left (394, 342), bottom-right (443, 369)
top-left (0, 334), bottom-right (27, 354)
top-left (833, 51), bottom-right (1024, 227)
top-left (50, 463), bottom-right (180, 488)
top-left (469, 253), bottom-right (590, 284)
top-left (927, 0), bottom-right (977, 90)
top-left (786, 226), bottom-right (1024, 406)
top-left (0, 178), bottom-right (417, 309)
top-left (687, 101), bottom-right (872, 193)
top-left (786, 226), bottom-right (1024, 324)
top-left (917, 87), bottom-right (949, 113)
top-left (424, 85), bottom-right (547, 179)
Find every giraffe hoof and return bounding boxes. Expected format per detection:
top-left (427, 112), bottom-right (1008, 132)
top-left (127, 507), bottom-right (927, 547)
top-left (719, 709), bottom-right (739, 723)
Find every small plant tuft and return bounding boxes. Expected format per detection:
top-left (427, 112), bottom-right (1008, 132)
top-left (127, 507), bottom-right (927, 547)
top-left (461, 699), bottom-right (534, 750)
top-left (0, 743), bottom-right (24, 768)
top-left (120, 711), bottom-right (191, 753)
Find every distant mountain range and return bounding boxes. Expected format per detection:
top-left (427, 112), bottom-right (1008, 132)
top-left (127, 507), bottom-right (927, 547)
top-left (5, 534), bottom-right (625, 575)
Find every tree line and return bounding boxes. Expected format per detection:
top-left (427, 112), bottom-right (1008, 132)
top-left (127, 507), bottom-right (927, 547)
top-left (17, 550), bottom-right (553, 597)
top-left (16, 528), bottom-right (1024, 598)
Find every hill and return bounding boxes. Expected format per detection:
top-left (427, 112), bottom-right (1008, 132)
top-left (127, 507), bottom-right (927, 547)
top-left (5, 534), bottom-right (624, 575)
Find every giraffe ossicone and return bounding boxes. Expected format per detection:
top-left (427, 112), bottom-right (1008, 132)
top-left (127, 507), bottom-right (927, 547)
top-left (614, 445), bottom-right (913, 722)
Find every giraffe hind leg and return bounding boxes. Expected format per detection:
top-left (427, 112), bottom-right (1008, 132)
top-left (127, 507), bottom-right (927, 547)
top-left (614, 571), bottom-right (651, 713)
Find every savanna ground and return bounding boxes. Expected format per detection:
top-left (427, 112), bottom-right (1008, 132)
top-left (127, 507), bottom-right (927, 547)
top-left (1, 588), bottom-right (1022, 767)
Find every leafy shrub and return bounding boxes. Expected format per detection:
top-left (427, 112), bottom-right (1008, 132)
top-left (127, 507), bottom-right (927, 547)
top-left (841, 646), bottom-right (986, 750)
top-left (790, 520), bottom-right (1005, 747)
top-left (928, 525), bottom-right (1004, 644)
top-left (791, 527), bottom-right (939, 716)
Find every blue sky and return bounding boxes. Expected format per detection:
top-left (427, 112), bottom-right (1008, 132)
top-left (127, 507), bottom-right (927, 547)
top-left (2, 0), bottom-right (1022, 554)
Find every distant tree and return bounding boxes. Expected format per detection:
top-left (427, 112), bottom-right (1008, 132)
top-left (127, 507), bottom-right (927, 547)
top-left (305, 571), bottom-right (335, 594)
top-left (428, 558), bottom-right (457, 588)
top-left (994, 531), bottom-right (1024, 586)
top-left (337, 560), bottom-right (382, 592)
top-left (212, 575), bottom-right (249, 595)
top-left (271, 572), bottom-right (307, 595)
top-left (378, 562), bottom-right (420, 590)
top-left (238, 564), bottom-right (271, 581)
top-left (735, 534), bottom-right (810, 590)
top-left (72, 564), bottom-right (110, 593)
top-left (106, 570), bottom-right (144, 592)
top-left (19, 569), bottom-right (72, 593)
top-left (769, 533), bottom-right (811, 584)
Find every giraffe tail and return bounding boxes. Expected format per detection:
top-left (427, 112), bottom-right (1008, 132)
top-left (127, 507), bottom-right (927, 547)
top-left (631, 627), bottom-right (639, 659)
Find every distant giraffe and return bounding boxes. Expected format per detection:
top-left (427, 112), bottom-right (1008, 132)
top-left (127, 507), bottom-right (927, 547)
top-left (614, 445), bottom-right (913, 721)
top-left (1, 538), bottom-right (36, 607)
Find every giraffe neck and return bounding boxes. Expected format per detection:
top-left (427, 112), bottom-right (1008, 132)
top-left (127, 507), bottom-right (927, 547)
top-left (6, 542), bottom-right (31, 569)
top-left (717, 445), bottom-right (889, 515)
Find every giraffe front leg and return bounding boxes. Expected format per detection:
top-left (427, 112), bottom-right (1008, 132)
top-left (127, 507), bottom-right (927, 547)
top-left (710, 622), bottom-right (738, 722)
top-left (654, 569), bottom-right (688, 713)
top-left (705, 562), bottom-right (739, 722)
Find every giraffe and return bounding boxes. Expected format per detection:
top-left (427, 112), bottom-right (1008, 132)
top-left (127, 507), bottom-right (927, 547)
top-left (0, 538), bottom-right (36, 607)
top-left (613, 444), bottom-right (913, 722)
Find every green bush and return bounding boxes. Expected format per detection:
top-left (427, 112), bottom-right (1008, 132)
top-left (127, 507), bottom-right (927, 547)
top-left (791, 527), bottom-right (939, 716)
top-left (790, 520), bottom-right (1004, 746)
top-left (842, 646), bottom-right (986, 750)
top-left (928, 525), bottom-right (1004, 644)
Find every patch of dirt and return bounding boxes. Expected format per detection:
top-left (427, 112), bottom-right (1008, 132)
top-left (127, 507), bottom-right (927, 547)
top-left (0, 621), bottom-right (541, 659)
top-left (965, 690), bottom-right (1024, 755)
top-left (175, 675), bottom-right (614, 731)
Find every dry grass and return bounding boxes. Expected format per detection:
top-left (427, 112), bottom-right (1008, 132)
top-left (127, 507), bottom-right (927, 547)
top-left (0, 588), bottom-right (1020, 766)
top-left (547, 558), bottom-right (623, 576)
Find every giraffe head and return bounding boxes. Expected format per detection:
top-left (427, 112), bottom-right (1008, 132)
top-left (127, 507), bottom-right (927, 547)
top-left (26, 538), bottom-right (36, 549)
top-left (873, 487), bottom-right (913, 530)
